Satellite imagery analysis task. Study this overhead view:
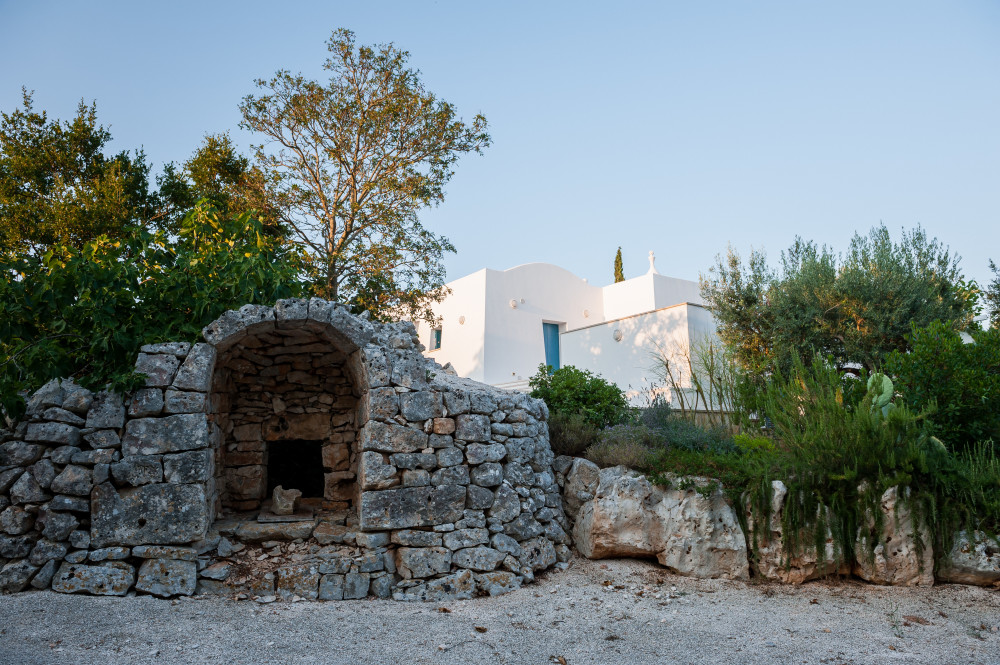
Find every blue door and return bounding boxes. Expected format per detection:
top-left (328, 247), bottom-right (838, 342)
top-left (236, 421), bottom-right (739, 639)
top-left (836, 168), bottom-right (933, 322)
top-left (542, 323), bottom-right (560, 372)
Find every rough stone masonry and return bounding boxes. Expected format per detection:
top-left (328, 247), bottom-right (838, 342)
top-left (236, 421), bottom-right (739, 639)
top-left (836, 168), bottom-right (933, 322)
top-left (0, 299), bottom-right (570, 601)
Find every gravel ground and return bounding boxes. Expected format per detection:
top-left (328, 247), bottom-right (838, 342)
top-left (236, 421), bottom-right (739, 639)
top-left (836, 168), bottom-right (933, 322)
top-left (2, 557), bottom-right (998, 665)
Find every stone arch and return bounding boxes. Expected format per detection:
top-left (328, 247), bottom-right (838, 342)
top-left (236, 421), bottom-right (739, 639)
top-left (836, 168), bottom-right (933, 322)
top-left (203, 300), bottom-right (375, 516)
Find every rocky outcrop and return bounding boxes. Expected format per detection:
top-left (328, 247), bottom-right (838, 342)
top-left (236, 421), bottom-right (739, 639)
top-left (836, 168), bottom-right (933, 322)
top-left (937, 531), bottom-right (1000, 586)
top-left (853, 486), bottom-right (934, 587)
top-left (569, 462), bottom-right (748, 580)
top-left (745, 480), bottom-right (848, 584)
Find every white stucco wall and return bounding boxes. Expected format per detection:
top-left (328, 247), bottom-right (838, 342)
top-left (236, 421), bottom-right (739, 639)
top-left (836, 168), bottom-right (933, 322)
top-left (417, 270), bottom-right (488, 383)
top-left (562, 303), bottom-right (716, 404)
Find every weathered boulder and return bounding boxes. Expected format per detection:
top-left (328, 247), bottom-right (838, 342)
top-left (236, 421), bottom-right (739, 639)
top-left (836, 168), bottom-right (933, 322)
top-left (271, 485), bottom-right (302, 516)
top-left (90, 482), bottom-right (208, 547)
top-left (0, 559), bottom-right (39, 593)
top-left (392, 569), bottom-right (475, 601)
top-left (395, 546), bottom-right (452, 579)
top-left (51, 562), bottom-right (135, 596)
top-left (747, 480), bottom-right (847, 584)
top-left (853, 486), bottom-right (934, 587)
top-left (573, 467), bottom-right (749, 580)
top-left (937, 531), bottom-right (1000, 587)
top-left (563, 458), bottom-right (600, 520)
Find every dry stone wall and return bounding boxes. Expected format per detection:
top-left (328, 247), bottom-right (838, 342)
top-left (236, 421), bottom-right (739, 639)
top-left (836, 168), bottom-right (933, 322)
top-left (0, 299), bottom-right (569, 600)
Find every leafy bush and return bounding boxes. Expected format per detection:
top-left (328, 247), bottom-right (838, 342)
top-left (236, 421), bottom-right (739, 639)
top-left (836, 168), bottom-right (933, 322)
top-left (886, 321), bottom-right (1000, 453)
top-left (529, 364), bottom-right (630, 428)
top-left (547, 410), bottom-right (601, 457)
top-left (639, 396), bottom-right (735, 454)
top-left (585, 423), bottom-right (658, 470)
top-left (0, 201), bottom-right (308, 418)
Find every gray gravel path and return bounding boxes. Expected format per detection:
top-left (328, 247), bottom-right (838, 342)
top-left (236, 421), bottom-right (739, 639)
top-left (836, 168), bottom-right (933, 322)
top-left (1, 557), bottom-right (998, 665)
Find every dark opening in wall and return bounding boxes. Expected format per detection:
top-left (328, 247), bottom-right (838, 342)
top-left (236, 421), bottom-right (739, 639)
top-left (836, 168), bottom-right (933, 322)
top-left (267, 440), bottom-right (325, 498)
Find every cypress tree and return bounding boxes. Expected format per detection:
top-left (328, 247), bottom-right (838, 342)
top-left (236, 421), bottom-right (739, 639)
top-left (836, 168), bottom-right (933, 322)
top-left (614, 247), bottom-right (625, 283)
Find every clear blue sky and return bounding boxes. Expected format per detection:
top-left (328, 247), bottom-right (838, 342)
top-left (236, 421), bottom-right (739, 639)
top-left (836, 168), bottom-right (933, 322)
top-left (2, 1), bottom-right (998, 302)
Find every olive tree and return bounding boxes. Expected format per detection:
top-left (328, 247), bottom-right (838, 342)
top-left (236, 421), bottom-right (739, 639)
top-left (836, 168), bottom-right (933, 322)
top-left (239, 29), bottom-right (490, 322)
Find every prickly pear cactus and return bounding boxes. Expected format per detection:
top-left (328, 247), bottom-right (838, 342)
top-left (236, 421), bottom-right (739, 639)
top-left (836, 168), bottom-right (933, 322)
top-left (867, 372), bottom-right (895, 418)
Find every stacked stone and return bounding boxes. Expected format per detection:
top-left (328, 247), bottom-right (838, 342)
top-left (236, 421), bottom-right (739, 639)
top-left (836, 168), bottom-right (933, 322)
top-left (213, 333), bottom-right (358, 511)
top-left (0, 379), bottom-right (107, 592)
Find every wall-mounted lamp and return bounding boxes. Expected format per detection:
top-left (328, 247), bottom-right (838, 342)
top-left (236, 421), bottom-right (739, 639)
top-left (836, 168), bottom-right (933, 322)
top-left (509, 299), bottom-right (518, 309)
top-left (458, 315), bottom-right (466, 325)
top-left (613, 329), bottom-right (624, 342)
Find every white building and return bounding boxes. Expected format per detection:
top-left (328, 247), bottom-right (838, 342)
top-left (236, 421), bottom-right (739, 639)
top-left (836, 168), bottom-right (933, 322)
top-left (415, 253), bottom-right (718, 405)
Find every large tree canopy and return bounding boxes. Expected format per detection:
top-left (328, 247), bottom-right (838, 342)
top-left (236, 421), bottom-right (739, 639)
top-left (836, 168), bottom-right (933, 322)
top-left (0, 90), bottom-right (157, 253)
top-left (156, 132), bottom-right (279, 234)
top-left (0, 202), bottom-right (308, 419)
top-left (239, 28), bottom-right (490, 322)
top-left (700, 225), bottom-right (978, 375)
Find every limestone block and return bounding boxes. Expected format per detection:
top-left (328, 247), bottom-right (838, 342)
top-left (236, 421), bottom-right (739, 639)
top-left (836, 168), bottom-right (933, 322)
top-left (359, 451), bottom-right (398, 491)
top-left (51, 562), bottom-right (135, 596)
top-left (30, 459), bottom-right (56, 490)
top-left (0, 468), bottom-right (23, 494)
top-left (562, 457), bottom-right (600, 520)
top-left (395, 546), bottom-right (452, 579)
top-left (443, 528), bottom-right (489, 550)
top-left (163, 390), bottom-right (207, 414)
top-left (88, 546), bottom-right (130, 562)
top-left (10, 471), bottom-right (51, 505)
top-left (171, 343), bottom-right (217, 392)
top-left (453, 546), bottom-right (506, 572)
top-left (0, 534), bottom-right (37, 558)
top-left (361, 346), bottom-right (391, 389)
top-left (84, 430), bottom-right (121, 449)
top-left (318, 573), bottom-right (344, 600)
top-left (502, 461), bottom-right (533, 486)
top-left (134, 353), bottom-right (181, 387)
top-left (163, 449), bottom-right (213, 484)
top-left (128, 388), bottom-right (163, 418)
top-left (431, 465), bottom-right (469, 487)
top-left (1, 506), bottom-right (34, 535)
top-left (467, 485), bottom-right (495, 510)
top-left (60, 381), bottom-right (94, 415)
top-left (271, 486), bottom-right (302, 515)
top-left (38, 510), bottom-right (78, 541)
top-left (391, 530), bottom-right (443, 547)
top-left (274, 298), bottom-right (310, 327)
top-left (368, 387), bottom-right (400, 420)
top-left (475, 571), bottom-right (521, 596)
top-left (466, 443), bottom-right (507, 465)
top-left (343, 572), bottom-right (370, 599)
top-left (399, 391), bottom-right (444, 421)
top-left (572, 468), bottom-right (662, 559)
top-left (24, 379), bottom-right (65, 417)
top-left (110, 456), bottom-right (163, 486)
top-left (518, 536), bottom-right (557, 572)
top-left (25, 423), bottom-right (81, 447)
top-left (50, 465), bottom-right (93, 496)
top-left (234, 521), bottom-right (315, 543)
top-left (651, 484), bottom-right (749, 581)
top-left (276, 563), bottom-right (320, 600)
top-left (370, 574), bottom-right (393, 599)
top-left (122, 413), bottom-right (209, 457)
top-left (136, 558), bottom-right (197, 597)
top-left (433, 418), bottom-right (456, 435)
top-left (31, 559), bottom-right (58, 590)
top-left (201, 304), bottom-right (275, 349)
top-left (937, 531), bottom-right (1000, 586)
top-left (389, 351), bottom-right (428, 390)
top-left (471, 462), bottom-right (503, 487)
top-left (0, 559), bottom-right (39, 593)
top-left (140, 342), bottom-right (191, 356)
top-left (359, 420), bottom-right (428, 454)
top-left (85, 391), bottom-right (126, 429)
top-left (42, 407), bottom-right (86, 426)
top-left (132, 545), bottom-right (197, 560)
top-left (488, 484), bottom-right (521, 522)
top-left (455, 414), bottom-right (491, 442)
top-left (91, 482), bottom-right (209, 547)
top-left (504, 513), bottom-right (545, 541)
top-left (853, 486), bottom-right (934, 587)
top-left (360, 485), bottom-right (466, 530)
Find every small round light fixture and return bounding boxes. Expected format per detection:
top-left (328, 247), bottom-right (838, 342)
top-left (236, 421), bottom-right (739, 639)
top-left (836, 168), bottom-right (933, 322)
top-left (458, 315), bottom-right (466, 325)
top-left (583, 309), bottom-right (590, 318)
top-left (509, 299), bottom-right (518, 309)
top-left (613, 329), bottom-right (624, 342)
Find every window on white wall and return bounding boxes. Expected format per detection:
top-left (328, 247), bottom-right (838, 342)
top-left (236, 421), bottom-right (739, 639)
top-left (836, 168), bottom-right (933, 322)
top-left (431, 327), bottom-right (442, 350)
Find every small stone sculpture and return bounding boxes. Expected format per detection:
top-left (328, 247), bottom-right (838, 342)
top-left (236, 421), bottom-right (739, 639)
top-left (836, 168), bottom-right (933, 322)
top-left (271, 485), bottom-right (302, 516)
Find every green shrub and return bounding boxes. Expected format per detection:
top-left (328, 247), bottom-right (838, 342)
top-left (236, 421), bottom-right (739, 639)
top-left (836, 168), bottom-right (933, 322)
top-left (585, 423), bottom-right (659, 470)
top-left (639, 395), bottom-right (735, 454)
top-left (529, 364), bottom-right (630, 428)
top-left (547, 410), bottom-right (601, 457)
top-left (886, 321), bottom-right (1000, 453)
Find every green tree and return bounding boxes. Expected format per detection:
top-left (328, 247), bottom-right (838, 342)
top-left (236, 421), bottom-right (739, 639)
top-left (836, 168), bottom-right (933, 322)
top-left (614, 247), bottom-right (624, 283)
top-left (0, 89), bottom-right (157, 253)
top-left (0, 202), bottom-right (308, 418)
top-left (886, 321), bottom-right (1000, 452)
top-left (238, 28), bottom-right (490, 322)
top-left (986, 260), bottom-right (1000, 329)
top-left (156, 133), bottom-right (279, 234)
top-left (701, 225), bottom-right (977, 375)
